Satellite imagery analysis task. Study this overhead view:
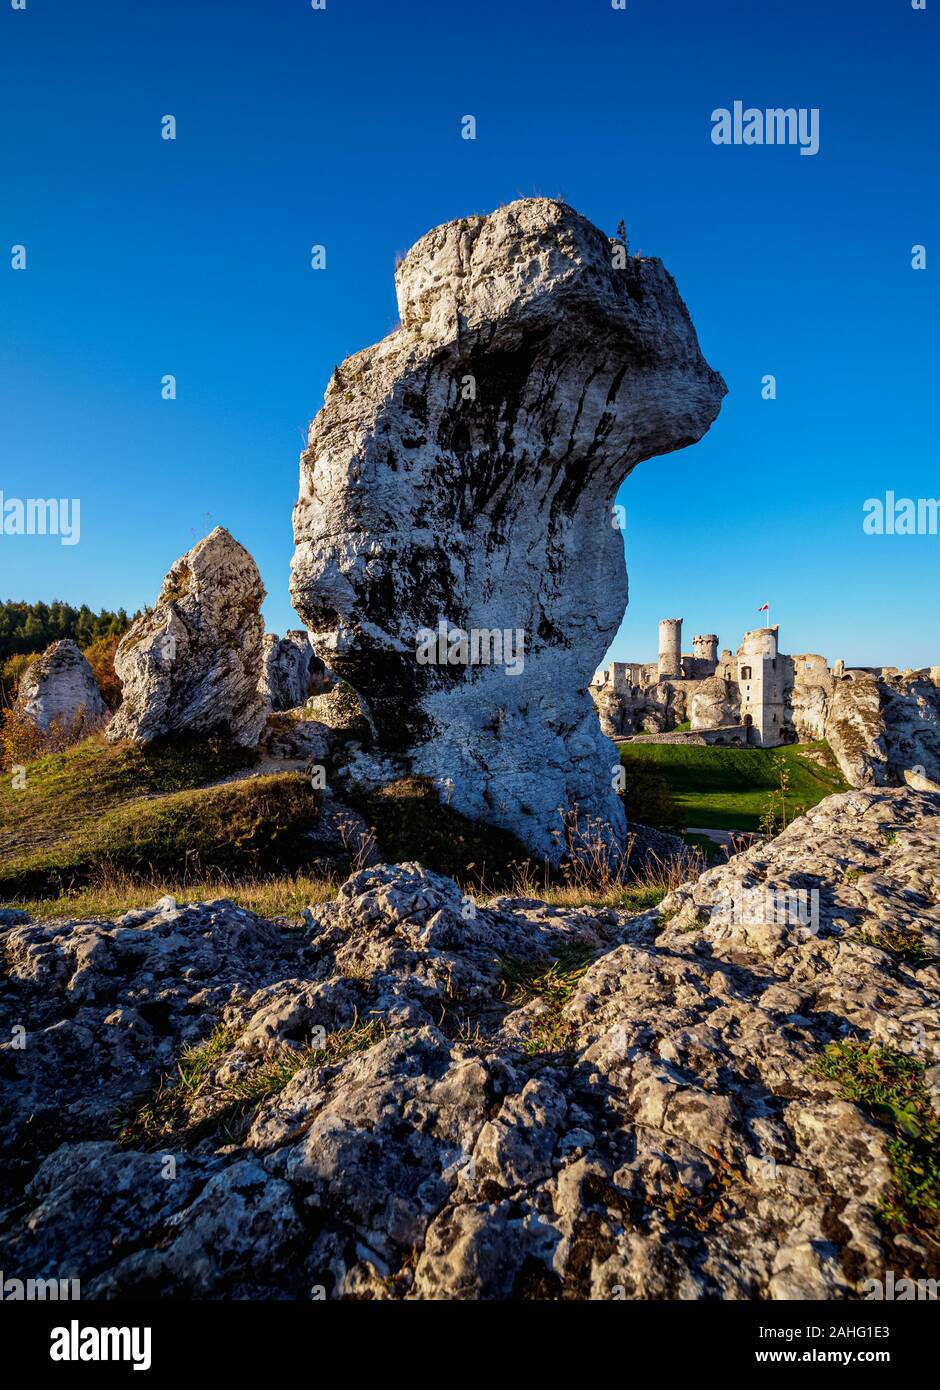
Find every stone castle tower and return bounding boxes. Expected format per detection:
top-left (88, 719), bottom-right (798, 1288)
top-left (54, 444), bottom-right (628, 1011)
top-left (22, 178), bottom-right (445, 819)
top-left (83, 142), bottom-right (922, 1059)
top-left (693, 634), bottom-right (719, 664)
top-left (658, 618), bottom-right (682, 680)
top-left (737, 626), bottom-right (785, 747)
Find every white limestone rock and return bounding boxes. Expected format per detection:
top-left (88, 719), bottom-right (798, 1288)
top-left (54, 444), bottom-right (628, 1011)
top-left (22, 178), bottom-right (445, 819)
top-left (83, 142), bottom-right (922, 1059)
top-left (258, 630), bottom-right (325, 713)
top-left (16, 639), bottom-right (108, 734)
top-left (825, 673), bottom-right (940, 787)
top-left (786, 675), bottom-right (831, 742)
top-left (290, 197), bottom-right (726, 860)
top-left (689, 676), bottom-right (740, 731)
top-left (107, 527), bottom-right (267, 746)
top-left (4, 788), bottom-right (939, 1300)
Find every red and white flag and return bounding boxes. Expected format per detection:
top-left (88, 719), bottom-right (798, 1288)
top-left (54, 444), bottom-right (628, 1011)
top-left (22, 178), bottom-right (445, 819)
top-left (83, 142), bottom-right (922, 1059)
top-left (758, 603), bottom-right (769, 613)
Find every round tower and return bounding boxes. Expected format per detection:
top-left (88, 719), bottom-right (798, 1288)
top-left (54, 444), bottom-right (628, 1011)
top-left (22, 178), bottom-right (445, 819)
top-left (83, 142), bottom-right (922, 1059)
top-left (692, 634), bottom-right (719, 664)
top-left (658, 618), bottom-right (683, 680)
top-left (742, 626), bottom-right (778, 660)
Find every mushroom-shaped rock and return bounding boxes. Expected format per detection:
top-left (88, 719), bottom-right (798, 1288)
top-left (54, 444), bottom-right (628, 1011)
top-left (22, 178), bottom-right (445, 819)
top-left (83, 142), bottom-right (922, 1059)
top-left (290, 198), bottom-right (726, 859)
top-left (16, 639), bottom-right (108, 734)
top-left (107, 527), bottom-right (266, 746)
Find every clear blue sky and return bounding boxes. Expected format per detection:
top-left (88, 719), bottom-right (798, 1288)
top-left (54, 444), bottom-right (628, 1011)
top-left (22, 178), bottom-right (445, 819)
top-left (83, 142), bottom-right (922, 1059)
top-left (1, 0), bottom-right (937, 667)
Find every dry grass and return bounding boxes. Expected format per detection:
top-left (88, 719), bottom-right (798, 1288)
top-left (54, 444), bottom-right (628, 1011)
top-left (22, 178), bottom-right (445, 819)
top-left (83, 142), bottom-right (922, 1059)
top-left (3, 749), bottom-right (706, 923)
top-left (11, 852), bottom-right (700, 926)
top-left (494, 818), bottom-right (704, 912)
top-left (117, 1018), bottom-right (386, 1149)
top-left (14, 866), bottom-right (339, 924)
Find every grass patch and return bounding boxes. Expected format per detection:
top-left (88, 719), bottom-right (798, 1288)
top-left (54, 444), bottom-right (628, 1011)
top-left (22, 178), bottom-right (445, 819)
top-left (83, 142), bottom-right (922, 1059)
top-left (18, 869), bottom-right (674, 924)
top-left (222, 1019), bottom-right (386, 1105)
top-left (1, 741), bottom-right (702, 918)
top-left (345, 775), bottom-right (531, 890)
top-left (681, 832), bottom-right (726, 865)
top-left (619, 758), bottom-right (686, 832)
top-left (499, 947), bottom-right (594, 1056)
top-left (0, 734), bottom-right (257, 857)
top-left (618, 741), bottom-right (847, 831)
top-left (117, 1021), bottom-right (242, 1147)
top-left (0, 762), bottom-right (323, 899)
top-left (810, 1040), bottom-right (940, 1235)
top-left (14, 870), bottom-right (339, 924)
top-left (118, 1018), bottom-right (385, 1148)
top-left (851, 925), bottom-right (932, 968)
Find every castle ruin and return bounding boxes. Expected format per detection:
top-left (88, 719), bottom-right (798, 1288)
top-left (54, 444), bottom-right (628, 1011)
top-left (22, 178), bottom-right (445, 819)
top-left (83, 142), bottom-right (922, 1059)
top-left (590, 618), bottom-right (940, 765)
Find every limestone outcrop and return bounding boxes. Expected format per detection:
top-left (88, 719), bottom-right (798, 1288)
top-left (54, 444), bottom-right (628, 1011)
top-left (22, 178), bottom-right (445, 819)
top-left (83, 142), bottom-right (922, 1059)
top-left (786, 673), bottom-right (831, 742)
top-left (107, 527), bottom-right (267, 747)
top-left (290, 198), bottom-right (726, 860)
top-left (689, 676), bottom-right (740, 731)
top-left (825, 673), bottom-right (940, 788)
top-left (15, 639), bottom-right (108, 734)
top-left (259, 630), bottom-right (326, 713)
top-left (1, 788), bottom-right (937, 1299)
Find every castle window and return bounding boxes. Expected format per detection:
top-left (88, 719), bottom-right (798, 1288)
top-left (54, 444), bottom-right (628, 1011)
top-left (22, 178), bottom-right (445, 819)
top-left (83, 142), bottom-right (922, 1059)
top-left (741, 665), bottom-right (752, 680)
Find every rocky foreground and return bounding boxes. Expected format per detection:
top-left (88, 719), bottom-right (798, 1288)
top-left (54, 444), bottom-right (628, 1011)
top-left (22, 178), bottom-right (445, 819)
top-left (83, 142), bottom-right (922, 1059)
top-left (1, 788), bottom-right (938, 1299)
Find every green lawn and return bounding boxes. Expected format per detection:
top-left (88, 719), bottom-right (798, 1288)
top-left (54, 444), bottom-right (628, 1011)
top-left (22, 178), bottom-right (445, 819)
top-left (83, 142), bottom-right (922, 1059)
top-left (618, 740), bottom-right (848, 831)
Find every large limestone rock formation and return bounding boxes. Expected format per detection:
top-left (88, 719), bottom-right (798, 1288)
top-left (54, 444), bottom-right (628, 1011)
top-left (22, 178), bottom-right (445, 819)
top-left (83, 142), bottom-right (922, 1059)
top-left (689, 676), bottom-right (740, 732)
top-left (290, 198), bottom-right (726, 858)
top-left (825, 673), bottom-right (940, 788)
top-left (16, 639), bottom-right (107, 733)
top-left (258, 630), bottom-right (325, 713)
top-left (107, 527), bottom-right (267, 747)
top-left (786, 670), bottom-right (831, 742)
top-left (2, 787), bottom-right (938, 1299)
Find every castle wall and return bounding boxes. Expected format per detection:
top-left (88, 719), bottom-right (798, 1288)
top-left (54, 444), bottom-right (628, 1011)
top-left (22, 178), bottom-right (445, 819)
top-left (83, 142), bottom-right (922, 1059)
top-left (682, 655), bottom-right (719, 680)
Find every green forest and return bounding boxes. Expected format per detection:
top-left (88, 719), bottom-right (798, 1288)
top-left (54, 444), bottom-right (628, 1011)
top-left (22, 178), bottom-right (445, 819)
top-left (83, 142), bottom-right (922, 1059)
top-left (0, 600), bottom-right (134, 663)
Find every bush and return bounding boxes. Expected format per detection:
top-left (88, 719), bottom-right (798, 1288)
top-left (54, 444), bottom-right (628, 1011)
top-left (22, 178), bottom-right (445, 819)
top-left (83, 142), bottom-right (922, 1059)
top-left (0, 705), bottom-right (108, 771)
top-left (82, 633), bottom-right (123, 709)
top-left (0, 706), bottom-right (47, 767)
top-left (619, 758), bottom-right (686, 832)
top-left (0, 652), bottom-right (36, 708)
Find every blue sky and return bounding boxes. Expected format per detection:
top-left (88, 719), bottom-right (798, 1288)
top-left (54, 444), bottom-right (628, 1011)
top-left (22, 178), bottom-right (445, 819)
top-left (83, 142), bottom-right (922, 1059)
top-left (1, 0), bottom-right (937, 668)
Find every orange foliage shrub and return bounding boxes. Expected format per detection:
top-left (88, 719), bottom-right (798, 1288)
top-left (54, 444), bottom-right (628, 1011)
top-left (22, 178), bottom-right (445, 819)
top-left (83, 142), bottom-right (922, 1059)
top-left (0, 705), bottom-right (108, 771)
top-left (82, 634), bottom-right (123, 710)
top-left (0, 652), bottom-right (36, 708)
top-left (0, 706), bottom-right (48, 769)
